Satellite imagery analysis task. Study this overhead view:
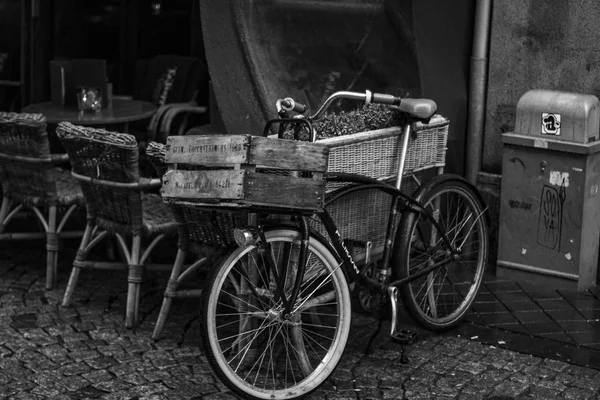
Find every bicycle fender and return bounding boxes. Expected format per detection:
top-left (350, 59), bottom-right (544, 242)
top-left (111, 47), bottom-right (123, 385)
top-left (407, 173), bottom-right (491, 228)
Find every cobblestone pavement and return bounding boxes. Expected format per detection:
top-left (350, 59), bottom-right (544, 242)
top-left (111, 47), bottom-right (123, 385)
top-left (1, 242), bottom-right (600, 400)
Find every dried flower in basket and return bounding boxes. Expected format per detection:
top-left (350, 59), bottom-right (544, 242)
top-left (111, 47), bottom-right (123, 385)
top-left (280, 103), bottom-right (405, 141)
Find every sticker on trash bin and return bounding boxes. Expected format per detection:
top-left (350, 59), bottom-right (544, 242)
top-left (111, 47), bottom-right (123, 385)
top-left (542, 113), bottom-right (561, 135)
top-left (549, 171), bottom-right (569, 187)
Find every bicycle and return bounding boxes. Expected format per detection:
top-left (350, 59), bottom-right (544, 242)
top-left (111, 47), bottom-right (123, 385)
top-left (197, 90), bottom-right (489, 399)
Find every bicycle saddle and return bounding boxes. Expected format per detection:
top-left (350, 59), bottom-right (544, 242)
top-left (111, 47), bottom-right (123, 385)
top-left (396, 98), bottom-right (438, 120)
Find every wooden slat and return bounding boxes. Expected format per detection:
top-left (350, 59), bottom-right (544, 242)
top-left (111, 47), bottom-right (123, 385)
top-left (165, 135), bottom-right (250, 165)
top-left (0, 80), bottom-right (22, 87)
top-left (162, 169), bottom-right (245, 200)
top-left (246, 172), bottom-right (324, 210)
top-left (165, 134), bottom-right (329, 171)
top-left (249, 136), bottom-right (329, 171)
top-left (161, 170), bottom-right (325, 211)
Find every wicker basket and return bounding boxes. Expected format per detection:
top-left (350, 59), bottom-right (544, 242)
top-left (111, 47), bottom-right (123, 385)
top-left (313, 115), bottom-right (449, 260)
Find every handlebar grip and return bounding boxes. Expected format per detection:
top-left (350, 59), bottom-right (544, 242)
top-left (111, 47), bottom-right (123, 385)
top-left (281, 98), bottom-right (307, 113)
top-left (371, 93), bottom-right (401, 106)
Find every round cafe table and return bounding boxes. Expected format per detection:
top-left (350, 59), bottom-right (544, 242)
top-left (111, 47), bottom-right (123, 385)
top-left (22, 98), bottom-right (157, 133)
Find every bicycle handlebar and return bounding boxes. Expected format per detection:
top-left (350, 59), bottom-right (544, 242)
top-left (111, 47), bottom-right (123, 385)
top-left (274, 90), bottom-right (404, 121)
top-left (308, 90), bottom-right (401, 120)
top-left (277, 97), bottom-right (307, 114)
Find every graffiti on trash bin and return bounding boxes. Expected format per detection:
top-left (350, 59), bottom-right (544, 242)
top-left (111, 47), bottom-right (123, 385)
top-left (508, 199), bottom-right (532, 210)
top-left (537, 183), bottom-right (566, 251)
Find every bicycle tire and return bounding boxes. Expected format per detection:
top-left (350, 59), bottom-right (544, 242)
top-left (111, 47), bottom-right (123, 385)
top-left (393, 174), bottom-right (489, 331)
top-left (200, 227), bottom-right (351, 400)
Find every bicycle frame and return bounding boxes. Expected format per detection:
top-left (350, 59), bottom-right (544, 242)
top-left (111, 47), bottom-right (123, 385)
top-left (316, 174), bottom-right (456, 292)
top-left (253, 125), bottom-right (457, 318)
top-left (254, 90), bottom-right (458, 322)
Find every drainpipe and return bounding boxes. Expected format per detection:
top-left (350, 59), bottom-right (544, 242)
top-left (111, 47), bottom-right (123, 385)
top-left (465, 0), bottom-right (493, 185)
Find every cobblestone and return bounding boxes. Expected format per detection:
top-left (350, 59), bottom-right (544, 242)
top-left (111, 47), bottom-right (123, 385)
top-left (1, 245), bottom-right (600, 399)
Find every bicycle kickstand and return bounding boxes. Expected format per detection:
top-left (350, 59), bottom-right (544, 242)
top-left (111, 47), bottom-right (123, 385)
top-left (387, 286), bottom-right (418, 363)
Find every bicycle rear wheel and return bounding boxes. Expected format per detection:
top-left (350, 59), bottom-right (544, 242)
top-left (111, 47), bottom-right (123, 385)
top-left (393, 174), bottom-right (488, 331)
top-left (200, 227), bottom-right (351, 400)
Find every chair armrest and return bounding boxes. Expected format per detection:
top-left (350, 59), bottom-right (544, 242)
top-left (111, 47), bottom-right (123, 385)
top-left (157, 105), bottom-right (208, 142)
top-left (0, 152), bottom-right (69, 164)
top-left (50, 153), bottom-right (70, 164)
top-left (138, 178), bottom-right (162, 190)
top-left (112, 95), bottom-right (134, 101)
top-left (147, 102), bottom-right (194, 141)
top-left (71, 171), bottom-right (162, 190)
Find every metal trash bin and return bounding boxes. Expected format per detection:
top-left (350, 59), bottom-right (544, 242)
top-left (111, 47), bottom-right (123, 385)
top-left (497, 89), bottom-right (600, 291)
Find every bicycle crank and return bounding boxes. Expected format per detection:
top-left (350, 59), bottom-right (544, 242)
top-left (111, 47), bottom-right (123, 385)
top-left (387, 286), bottom-right (418, 345)
top-left (357, 242), bottom-right (388, 315)
top-left (358, 262), bottom-right (386, 313)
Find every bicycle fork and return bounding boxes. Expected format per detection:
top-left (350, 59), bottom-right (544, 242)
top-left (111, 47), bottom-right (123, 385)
top-left (254, 217), bottom-right (310, 316)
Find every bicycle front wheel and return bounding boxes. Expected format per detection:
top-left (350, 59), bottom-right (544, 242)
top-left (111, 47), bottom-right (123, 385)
top-left (200, 227), bottom-right (351, 400)
top-left (393, 175), bottom-right (488, 331)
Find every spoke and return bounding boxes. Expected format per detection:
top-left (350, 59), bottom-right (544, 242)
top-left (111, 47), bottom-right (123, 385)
top-left (246, 323), bottom-right (274, 388)
top-left (233, 315), bottom-right (277, 374)
top-left (408, 250), bottom-right (438, 275)
top-left (282, 326), bottom-right (305, 383)
top-left (301, 326), bottom-right (336, 351)
top-left (426, 272), bottom-right (438, 318)
top-left (250, 252), bottom-right (279, 306)
top-left (299, 331), bottom-right (321, 366)
top-left (299, 307), bottom-right (340, 318)
top-left (299, 258), bottom-right (329, 291)
top-left (446, 207), bottom-right (471, 245)
top-left (259, 324), bottom-right (279, 389)
top-left (283, 326), bottom-right (294, 388)
top-left (297, 271), bottom-right (330, 302)
top-left (291, 262), bottom-right (341, 314)
top-left (217, 315), bottom-right (277, 350)
top-left (215, 314), bottom-right (258, 336)
top-left (414, 266), bottom-right (442, 307)
top-left (443, 269), bottom-right (466, 312)
top-left (217, 293), bottom-right (265, 315)
top-left (225, 318), bottom-right (273, 362)
top-left (457, 209), bottom-right (487, 250)
top-left (301, 321), bottom-right (337, 332)
top-left (457, 237), bottom-right (481, 252)
top-left (301, 328), bottom-right (328, 358)
top-left (432, 267), bottom-right (449, 316)
top-left (231, 258), bottom-right (273, 312)
top-left (244, 320), bottom-right (286, 382)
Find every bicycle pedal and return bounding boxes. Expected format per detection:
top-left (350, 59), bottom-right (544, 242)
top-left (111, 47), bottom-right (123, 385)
top-left (399, 345), bottom-right (410, 364)
top-left (391, 329), bottom-right (418, 345)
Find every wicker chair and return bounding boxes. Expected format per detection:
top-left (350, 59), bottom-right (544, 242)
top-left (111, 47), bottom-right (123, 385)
top-left (0, 112), bottom-right (85, 290)
top-left (145, 141), bottom-right (244, 339)
top-left (122, 55), bottom-right (209, 177)
top-left (56, 122), bottom-right (179, 328)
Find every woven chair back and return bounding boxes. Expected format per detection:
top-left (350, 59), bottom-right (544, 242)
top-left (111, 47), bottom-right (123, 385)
top-left (0, 112), bottom-right (58, 205)
top-left (56, 122), bottom-right (142, 231)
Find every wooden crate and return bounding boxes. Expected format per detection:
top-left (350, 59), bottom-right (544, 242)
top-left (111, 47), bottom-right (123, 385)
top-left (161, 134), bottom-right (329, 212)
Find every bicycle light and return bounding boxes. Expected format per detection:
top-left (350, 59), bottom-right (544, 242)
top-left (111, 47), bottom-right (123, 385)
top-left (233, 228), bottom-right (256, 247)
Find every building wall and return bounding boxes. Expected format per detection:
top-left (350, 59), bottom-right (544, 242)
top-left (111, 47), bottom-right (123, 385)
top-left (481, 1), bottom-right (600, 264)
top-left (483, 1), bottom-right (600, 173)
